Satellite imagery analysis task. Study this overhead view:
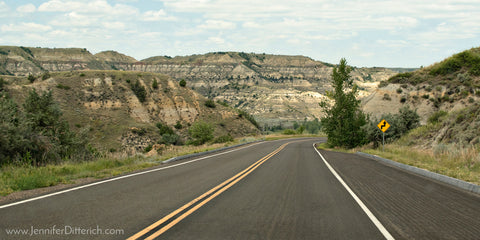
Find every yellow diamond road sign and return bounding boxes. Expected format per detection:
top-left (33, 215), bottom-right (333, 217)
top-left (377, 119), bottom-right (390, 132)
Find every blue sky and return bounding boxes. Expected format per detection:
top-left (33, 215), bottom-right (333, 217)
top-left (0, 0), bottom-right (479, 67)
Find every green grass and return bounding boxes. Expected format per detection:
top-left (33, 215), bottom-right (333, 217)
top-left (318, 141), bottom-right (480, 185)
top-left (0, 156), bottom-right (158, 196)
top-left (0, 134), bottom-right (329, 197)
top-left (360, 144), bottom-right (480, 185)
top-left (0, 136), bottom-right (268, 196)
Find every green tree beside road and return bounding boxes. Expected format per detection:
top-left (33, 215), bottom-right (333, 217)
top-left (320, 58), bottom-right (367, 148)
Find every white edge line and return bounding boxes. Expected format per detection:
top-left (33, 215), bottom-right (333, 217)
top-left (0, 142), bottom-right (265, 210)
top-left (313, 144), bottom-right (395, 240)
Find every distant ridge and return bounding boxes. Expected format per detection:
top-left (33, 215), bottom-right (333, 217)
top-left (0, 46), bottom-right (406, 125)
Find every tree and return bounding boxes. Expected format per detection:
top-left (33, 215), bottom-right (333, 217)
top-left (23, 89), bottom-right (62, 130)
top-left (188, 121), bottom-right (214, 145)
top-left (152, 79), bottom-right (158, 89)
top-left (23, 89), bottom-right (86, 164)
top-left (0, 93), bottom-right (28, 164)
top-left (0, 89), bottom-right (91, 166)
top-left (320, 58), bottom-right (367, 148)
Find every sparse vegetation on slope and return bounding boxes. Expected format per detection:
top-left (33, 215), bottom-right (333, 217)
top-left (2, 70), bottom-right (260, 155)
top-left (387, 47), bottom-right (480, 88)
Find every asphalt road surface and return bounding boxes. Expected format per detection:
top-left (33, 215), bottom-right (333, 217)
top-left (1, 138), bottom-right (479, 239)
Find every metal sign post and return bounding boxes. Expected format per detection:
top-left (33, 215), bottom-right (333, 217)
top-left (377, 119), bottom-right (390, 152)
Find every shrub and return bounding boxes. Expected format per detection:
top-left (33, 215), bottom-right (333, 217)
top-left (365, 106), bottom-right (420, 148)
top-left (396, 88), bottom-right (403, 94)
top-left (378, 81), bottom-right (389, 88)
top-left (28, 74), bottom-right (36, 83)
top-left (237, 109), bottom-right (259, 129)
top-left (296, 125), bottom-right (305, 134)
top-left (161, 133), bottom-right (180, 145)
top-left (152, 79), bottom-right (158, 89)
top-left (188, 121), bottom-right (214, 145)
top-left (217, 100), bottom-right (229, 107)
top-left (0, 89), bottom-right (91, 166)
top-left (205, 99), bottom-right (216, 108)
top-left (144, 144), bottom-right (153, 153)
top-left (0, 77), bottom-right (4, 91)
top-left (282, 129), bottom-right (297, 135)
top-left (156, 122), bottom-right (174, 135)
top-left (174, 121), bottom-right (183, 129)
top-left (131, 127), bottom-right (147, 136)
top-left (131, 80), bottom-right (147, 103)
top-left (388, 72), bottom-right (414, 84)
top-left (42, 71), bottom-right (51, 80)
top-left (56, 84), bottom-right (71, 90)
top-left (213, 134), bottom-right (234, 143)
top-left (400, 96), bottom-right (407, 103)
top-left (383, 93), bottom-right (391, 101)
top-left (427, 110), bottom-right (448, 124)
top-left (179, 79), bottom-right (186, 87)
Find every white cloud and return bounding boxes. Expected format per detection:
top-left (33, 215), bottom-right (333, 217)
top-left (242, 21), bottom-right (261, 28)
top-left (2, 0), bottom-right (479, 67)
top-left (376, 39), bottom-right (409, 48)
top-left (142, 9), bottom-right (177, 21)
top-left (199, 20), bottom-right (236, 30)
top-left (1, 22), bottom-right (52, 32)
top-left (0, 1), bottom-right (8, 14)
top-left (50, 12), bottom-right (96, 27)
top-left (102, 21), bottom-right (126, 30)
top-left (17, 4), bottom-right (36, 13)
top-left (38, 0), bottom-right (138, 16)
top-left (208, 36), bottom-right (225, 44)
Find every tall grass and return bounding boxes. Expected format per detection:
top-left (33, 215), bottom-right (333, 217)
top-left (360, 143), bottom-right (480, 185)
top-left (0, 136), bottom-right (268, 196)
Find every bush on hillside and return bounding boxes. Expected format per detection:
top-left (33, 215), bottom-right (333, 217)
top-left (430, 50), bottom-right (480, 76)
top-left (213, 134), bottom-right (234, 143)
top-left (131, 80), bottom-right (147, 103)
top-left (205, 99), bottom-right (216, 108)
top-left (237, 109), bottom-right (259, 129)
top-left (282, 129), bottom-right (297, 135)
top-left (179, 79), bottom-right (186, 87)
top-left (0, 90), bottom-right (91, 166)
top-left (365, 106), bottom-right (420, 148)
top-left (188, 121), bottom-right (214, 146)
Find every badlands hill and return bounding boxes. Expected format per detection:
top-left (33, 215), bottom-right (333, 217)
top-left (363, 47), bottom-right (480, 146)
top-left (2, 70), bottom-right (259, 153)
top-left (0, 46), bottom-right (406, 126)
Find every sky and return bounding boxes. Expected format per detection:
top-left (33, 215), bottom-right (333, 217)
top-left (0, 0), bottom-right (479, 68)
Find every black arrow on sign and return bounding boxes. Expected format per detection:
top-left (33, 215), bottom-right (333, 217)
top-left (381, 120), bottom-right (386, 130)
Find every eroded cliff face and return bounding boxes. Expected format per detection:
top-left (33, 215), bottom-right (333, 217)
top-left (110, 53), bottom-right (400, 126)
top-left (5, 71), bottom-right (259, 153)
top-left (1, 47), bottom-right (402, 126)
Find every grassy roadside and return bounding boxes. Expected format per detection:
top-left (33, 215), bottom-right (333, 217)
top-left (317, 142), bottom-right (480, 185)
top-left (0, 134), bottom-right (323, 197)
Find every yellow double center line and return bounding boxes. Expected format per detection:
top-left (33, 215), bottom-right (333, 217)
top-left (128, 142), bottom-right (290, 240)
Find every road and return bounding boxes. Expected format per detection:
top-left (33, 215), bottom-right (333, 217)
top-left (1, 138), bottom-right (479, 239)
